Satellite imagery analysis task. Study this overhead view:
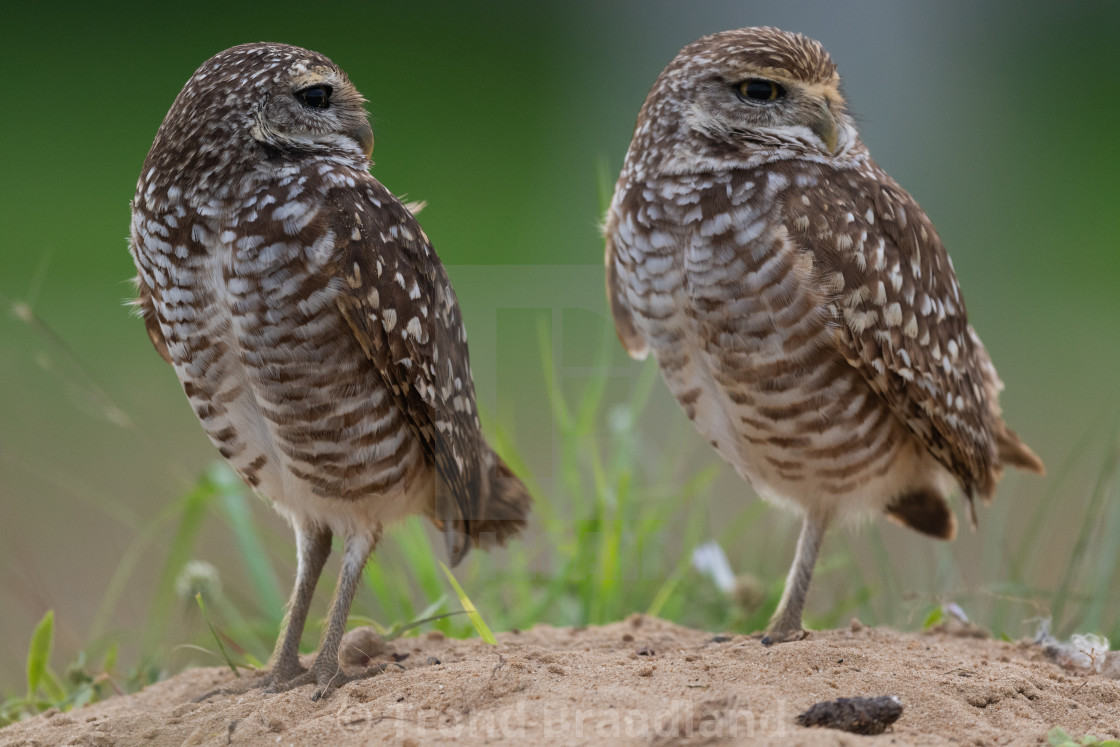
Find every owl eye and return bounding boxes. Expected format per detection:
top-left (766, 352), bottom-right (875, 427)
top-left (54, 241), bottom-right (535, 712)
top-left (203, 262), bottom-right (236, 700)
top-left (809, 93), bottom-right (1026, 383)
top-left (737, 79), bottom-right (784, 103)
top-left (297, 85), bottom-right (333, 110)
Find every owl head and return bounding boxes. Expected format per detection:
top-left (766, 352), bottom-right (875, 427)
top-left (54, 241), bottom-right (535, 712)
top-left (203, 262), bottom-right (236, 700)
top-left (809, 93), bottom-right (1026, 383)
top-left (626, 27), bottom-right (860, 177)
top-left (142, 43), bottom-right (373, 198)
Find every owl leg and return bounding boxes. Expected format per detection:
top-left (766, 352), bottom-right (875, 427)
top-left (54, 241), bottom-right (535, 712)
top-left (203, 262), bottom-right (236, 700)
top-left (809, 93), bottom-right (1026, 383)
top-left (265, 524), bottom-right (332, 686)
top-left (305, 532), bottom-right (377, 700)
top-left (762, 511), bottom-right (830, 645)
top-left (268, 532), bottom-right (376, 699)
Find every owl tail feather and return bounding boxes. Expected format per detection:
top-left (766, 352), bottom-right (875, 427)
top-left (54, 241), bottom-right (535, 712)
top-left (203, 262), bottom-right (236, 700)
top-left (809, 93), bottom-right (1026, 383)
top-left (441, 451), bottom-right (531, 567)
top-left (967, 425), bottom-right (1044, 525)
top-left (472, 454), bottom-right (531, 548)
top-left (997, 425), bottom-right (1045, 476)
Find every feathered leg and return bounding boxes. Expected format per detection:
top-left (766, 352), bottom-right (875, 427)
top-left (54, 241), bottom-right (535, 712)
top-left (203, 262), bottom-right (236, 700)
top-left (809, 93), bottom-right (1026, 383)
top-left (308, 532), bottom-right (377, 699)
top-left (763, 511), bottom-right (829, 644)
top-left (268, 524), bottom-right (332, 684)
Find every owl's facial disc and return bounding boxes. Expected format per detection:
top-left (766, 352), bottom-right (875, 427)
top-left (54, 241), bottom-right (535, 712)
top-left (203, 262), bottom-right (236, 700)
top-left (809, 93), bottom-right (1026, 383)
top-left (694, 68), bottom-right (844, 156)
top-left (251, 65), bottom-right (373, 160)
top-left (291, 73), bottom-right (373, 156)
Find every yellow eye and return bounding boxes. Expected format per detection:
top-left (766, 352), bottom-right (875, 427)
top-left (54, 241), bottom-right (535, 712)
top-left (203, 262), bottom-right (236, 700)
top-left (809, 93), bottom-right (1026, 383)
top-left (737, 79), bottom-right (784, 102)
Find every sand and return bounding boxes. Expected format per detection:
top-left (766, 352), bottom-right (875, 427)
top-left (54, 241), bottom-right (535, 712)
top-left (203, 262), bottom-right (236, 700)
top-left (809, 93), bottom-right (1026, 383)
top-left (2, 616), bottom-right (1118, 746)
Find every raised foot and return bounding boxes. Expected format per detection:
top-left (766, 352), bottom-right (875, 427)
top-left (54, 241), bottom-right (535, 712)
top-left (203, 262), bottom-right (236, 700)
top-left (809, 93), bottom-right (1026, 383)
top-left (760, 628), bottom-right (810, 647)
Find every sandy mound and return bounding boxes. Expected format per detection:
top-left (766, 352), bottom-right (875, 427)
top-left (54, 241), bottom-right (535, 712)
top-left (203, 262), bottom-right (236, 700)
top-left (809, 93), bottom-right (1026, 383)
top-left (2, 617), bottom-right (1118, 746)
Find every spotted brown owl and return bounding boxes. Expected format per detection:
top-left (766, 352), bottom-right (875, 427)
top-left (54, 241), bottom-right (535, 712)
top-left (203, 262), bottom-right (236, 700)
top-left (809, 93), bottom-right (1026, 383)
top-left (605, 27), bottom-right (1043, 641)
top-left (129, 43), bottom-right (530, 698)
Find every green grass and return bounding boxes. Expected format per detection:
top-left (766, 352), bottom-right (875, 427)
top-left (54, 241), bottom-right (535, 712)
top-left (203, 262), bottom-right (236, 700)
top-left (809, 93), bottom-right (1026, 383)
top-left (1, 610), bottom-right (131, 727)
top-left (2, 322), bottom-right (1118, 726)
top-left (1048, 726), bottom-right (1120, 747)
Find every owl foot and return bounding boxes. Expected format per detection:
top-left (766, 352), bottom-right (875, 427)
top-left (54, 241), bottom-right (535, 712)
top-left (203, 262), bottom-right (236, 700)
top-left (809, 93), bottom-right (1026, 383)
top-left (258, 661), bottom-right (309, 693)
top-left (760, 628), bottom-right (810, 646)
top-left (267, 658), bottom-right (391, 701)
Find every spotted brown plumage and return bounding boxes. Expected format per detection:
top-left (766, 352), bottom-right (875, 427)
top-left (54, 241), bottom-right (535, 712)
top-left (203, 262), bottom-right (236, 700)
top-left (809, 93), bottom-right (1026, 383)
top-left (129, 42), bottom-right (529, 699)
top-left (605, 27), bottom-right (1042, 641)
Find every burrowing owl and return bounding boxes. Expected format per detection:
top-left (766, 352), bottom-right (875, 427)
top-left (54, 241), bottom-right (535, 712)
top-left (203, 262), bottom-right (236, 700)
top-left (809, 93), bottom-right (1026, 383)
top-left (130, 43), bottom-right (529, 697)
top-left (605, 27), bottom-right (1043, 641)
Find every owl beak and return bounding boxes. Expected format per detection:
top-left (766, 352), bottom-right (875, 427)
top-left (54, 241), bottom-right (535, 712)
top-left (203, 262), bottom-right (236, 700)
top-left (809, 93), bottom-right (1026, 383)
top-left (811, 103), bottom-right (839, 153)
top-left (349, 121), bottom-right (375, 159)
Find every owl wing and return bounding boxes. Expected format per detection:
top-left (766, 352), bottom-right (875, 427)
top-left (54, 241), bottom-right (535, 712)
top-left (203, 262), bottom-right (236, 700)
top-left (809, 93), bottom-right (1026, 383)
top-left (132, 275), bottom-right (173, 364)
top-left (326, 177), bottom-right (486, 560)
top-left (794, 165), bottom-right (1004, 500)
top-left (605, 191), bottom-right (651, 360)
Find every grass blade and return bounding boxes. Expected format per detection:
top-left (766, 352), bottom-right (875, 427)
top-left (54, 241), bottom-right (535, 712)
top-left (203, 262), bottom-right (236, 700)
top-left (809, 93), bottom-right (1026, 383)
top-left (147, 474), bottom-right (218, 648)
top-left (1051, 419), bottom-right (1120, 632)
top-left (440, 563), bottom-right (497, 645)
top-left (383, 609), bottom-right (468, 642)
top-left (211, 463), bottom-right (284, 622)
top-left (195, 593), bottom-right (239, 677)
top-left (395, 519), bottom-right (444, 607)
top-left (25, 610), bottom-right (54, 699)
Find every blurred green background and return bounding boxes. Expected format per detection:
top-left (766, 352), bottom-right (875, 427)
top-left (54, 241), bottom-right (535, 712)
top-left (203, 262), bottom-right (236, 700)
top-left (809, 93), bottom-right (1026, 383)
top-left (2, 0), bottom-right (1119, 692)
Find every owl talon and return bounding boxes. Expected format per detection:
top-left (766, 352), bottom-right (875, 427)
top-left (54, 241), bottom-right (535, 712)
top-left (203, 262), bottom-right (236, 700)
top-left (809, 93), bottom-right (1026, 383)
top-left (761, 629), bottom-right (810, 647)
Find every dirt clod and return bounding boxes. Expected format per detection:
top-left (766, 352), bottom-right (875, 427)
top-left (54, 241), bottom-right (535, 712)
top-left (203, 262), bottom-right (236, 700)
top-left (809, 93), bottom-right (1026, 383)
top-left (796, 695), bottom-right (903, 735)
top-left (338, 627), bottom-right (388, 671)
